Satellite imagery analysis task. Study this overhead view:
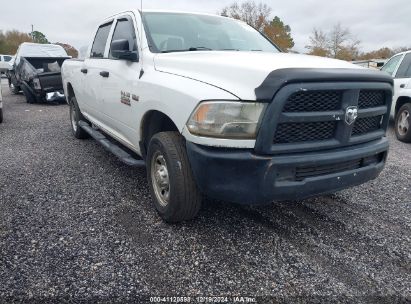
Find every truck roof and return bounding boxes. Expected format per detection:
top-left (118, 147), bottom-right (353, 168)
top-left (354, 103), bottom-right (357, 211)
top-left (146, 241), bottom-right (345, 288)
top-left (103, 9), bottom-right (233, 22)
top-left (15, 43), bottom-right (68, 63)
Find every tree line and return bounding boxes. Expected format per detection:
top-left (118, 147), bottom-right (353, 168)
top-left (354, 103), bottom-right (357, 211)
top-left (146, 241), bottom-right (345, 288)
top-left (0, 29), bottom-right (78, 57)
top-left (221, 1), bottom-right (409, 60)
top-left (1, 2), bottom-right (408, 61)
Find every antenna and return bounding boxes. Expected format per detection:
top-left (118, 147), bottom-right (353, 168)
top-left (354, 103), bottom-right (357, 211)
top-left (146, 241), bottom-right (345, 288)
top-left (139, 0), bottom-right (144, 79)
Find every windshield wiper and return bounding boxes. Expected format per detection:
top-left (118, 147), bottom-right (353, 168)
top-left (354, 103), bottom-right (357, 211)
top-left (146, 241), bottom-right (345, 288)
top-left (189, 47), bottom-right (213, 51)
top-left (161, 47), bottom-right (213, 53)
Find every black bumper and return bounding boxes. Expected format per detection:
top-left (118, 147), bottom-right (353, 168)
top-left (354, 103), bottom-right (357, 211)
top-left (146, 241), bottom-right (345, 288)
top-left (186, 139), bottom-right (388, 204)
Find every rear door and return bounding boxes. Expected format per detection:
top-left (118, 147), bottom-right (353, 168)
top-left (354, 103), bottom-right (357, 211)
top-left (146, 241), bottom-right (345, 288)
top-left (98, 14), bottom-right (142, 148)
top-left (80, 21), bottom-right (114, 123)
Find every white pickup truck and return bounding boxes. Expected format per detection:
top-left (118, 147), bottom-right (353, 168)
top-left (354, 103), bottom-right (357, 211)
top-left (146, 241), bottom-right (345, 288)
top-left (381, 50), bottom-right (411, 142)
top-left (62, 10), bottom-right (393, 222)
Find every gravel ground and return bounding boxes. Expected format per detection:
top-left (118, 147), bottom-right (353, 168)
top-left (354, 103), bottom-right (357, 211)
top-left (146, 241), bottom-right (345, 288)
top-left (0, 78), bottom-right (410, 303)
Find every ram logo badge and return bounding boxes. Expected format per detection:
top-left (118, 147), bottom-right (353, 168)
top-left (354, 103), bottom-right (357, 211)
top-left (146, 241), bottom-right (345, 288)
top-left (345, 106), bottom-right (358, 125)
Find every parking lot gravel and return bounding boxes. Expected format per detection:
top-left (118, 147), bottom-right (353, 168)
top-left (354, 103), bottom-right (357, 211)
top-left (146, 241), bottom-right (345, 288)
top-left (0, 78), bottom-right (410, 303)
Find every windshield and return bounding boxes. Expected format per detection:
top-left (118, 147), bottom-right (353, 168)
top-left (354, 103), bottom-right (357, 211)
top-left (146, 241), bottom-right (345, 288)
top-left (143, 12), bottom-right (280, 53)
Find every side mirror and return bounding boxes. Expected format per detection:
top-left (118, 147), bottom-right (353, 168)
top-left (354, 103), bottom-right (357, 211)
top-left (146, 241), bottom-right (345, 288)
top-left (111, 39), bottom-right (139, 62)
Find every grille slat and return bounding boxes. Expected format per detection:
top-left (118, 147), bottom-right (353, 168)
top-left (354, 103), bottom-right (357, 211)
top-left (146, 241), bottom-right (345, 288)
top-left (274, 121), bottom-right (335, 144)
top-left (283, 91), bottom-right (342, 112)
top-left (358, 90), bottom-right (385, 108)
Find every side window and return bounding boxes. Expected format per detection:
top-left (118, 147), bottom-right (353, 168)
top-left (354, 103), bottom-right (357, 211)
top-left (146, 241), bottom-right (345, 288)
top-left (91, 22), bottom-right (113, 58)
top-left (4, 56), bottom-right (12, 62)
top-left (381, 55), bottom-right (402, 76)
top-left (109, 17), bottom-right (138, 59)
top-left (395, 53), bottom-right (411, 78)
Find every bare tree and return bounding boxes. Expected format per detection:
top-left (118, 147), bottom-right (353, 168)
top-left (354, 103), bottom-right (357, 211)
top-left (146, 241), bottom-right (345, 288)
top-left (306, 24), bottom-right (361, 60)
top-left (328, 23), bottom-right (360, 59)
top-left (306, 29), bottom-right (329, 57)
top-left (221, 1), bottom-right (272, 32)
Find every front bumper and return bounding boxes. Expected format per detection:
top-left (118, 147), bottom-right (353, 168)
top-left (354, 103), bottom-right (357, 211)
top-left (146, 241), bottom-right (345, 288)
top-left (186, 138), bottom-right (388, 204)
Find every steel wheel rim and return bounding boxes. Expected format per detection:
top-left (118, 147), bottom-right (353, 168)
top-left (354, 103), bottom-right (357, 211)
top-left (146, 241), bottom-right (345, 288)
top-left (398, 110), bottom-right (410, 136)
top-left (151, 152), bottom-right (170, 207)
top-left (71, 104), bottom-right (77, 132)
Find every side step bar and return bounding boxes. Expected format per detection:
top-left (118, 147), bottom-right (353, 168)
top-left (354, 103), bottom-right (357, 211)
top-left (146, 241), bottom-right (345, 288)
top-left (78, 120), bottom-right (146, 167)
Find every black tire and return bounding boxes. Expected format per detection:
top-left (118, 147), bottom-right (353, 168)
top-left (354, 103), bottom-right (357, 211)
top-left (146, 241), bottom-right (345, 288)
top-left (395, 103), bottom-right (411, 143)
top-left (69, 96), bottom-right (89, 139)
top-left (21, 86), bottom-right (36, 104)
top-left (0, 108), bottom-right (3, 124)
top-left (147, 132), bottom-right (202, 223)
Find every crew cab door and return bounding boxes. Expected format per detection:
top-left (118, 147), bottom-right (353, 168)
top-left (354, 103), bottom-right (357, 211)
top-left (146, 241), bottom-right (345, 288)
top-left (97, 14), bottom-right (142, 148)
top-left (80, 21), bottom-right (114, 123)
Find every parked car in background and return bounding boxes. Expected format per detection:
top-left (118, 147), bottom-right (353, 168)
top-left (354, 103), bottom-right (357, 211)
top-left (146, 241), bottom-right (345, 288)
top-left (0, 54), bottom-right (14, 75)
top-left (381, 50), bottom-right (411, 142)
top-left (62, 10), bottom-right (393, 222)
top-left (10, 43), bottom-right (70, 103)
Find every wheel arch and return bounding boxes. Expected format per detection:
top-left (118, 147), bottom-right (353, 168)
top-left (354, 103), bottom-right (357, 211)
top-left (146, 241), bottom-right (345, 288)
top-left (66, 82), bottom-right (75, 103)
top-left (395, 96), bottom-right (411, 116)
top-left (140, 110), bottom-right (180, 159)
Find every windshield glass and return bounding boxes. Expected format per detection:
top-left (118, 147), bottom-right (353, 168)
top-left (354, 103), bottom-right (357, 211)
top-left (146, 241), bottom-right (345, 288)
top-left (143, 12), bottom-right (280, 53)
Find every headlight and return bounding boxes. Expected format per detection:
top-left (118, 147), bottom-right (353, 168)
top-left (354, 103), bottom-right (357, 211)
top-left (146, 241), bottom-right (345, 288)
top-left (186, 101), bottom-right (266, 139)
top-left (33, 78), bottom-right (41, 90)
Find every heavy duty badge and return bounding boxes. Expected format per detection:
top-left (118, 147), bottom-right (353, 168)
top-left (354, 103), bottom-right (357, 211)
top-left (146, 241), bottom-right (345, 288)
top-left (121, 91), bottom-right (131, 106)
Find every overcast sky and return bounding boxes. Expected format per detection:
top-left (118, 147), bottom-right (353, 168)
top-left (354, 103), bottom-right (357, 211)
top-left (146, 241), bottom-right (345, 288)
top-left (1, 0), bottom-right (410, 53)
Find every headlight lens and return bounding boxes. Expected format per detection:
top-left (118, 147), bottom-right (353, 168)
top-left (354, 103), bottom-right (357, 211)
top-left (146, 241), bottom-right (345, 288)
top-left (33, 78), bottom-right (41, 90)
top-left (187, 101), bottom-right (266, 139)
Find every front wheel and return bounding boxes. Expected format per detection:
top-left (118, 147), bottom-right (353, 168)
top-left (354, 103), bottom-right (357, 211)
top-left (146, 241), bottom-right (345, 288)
top-left (11, 85), bottom-right (20, 94)
top-left (147, 132), bottom-right (202, 223)
top-left (395, 103), bottom-right (411, 143)
top-left (21, 86), bottom-right (36, 104)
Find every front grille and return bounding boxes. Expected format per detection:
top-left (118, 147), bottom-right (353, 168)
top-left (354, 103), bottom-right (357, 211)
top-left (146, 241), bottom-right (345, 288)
top-left (264, 85), bottom-right (390, 153)
top-left (295, 153), bottom-right (384, 181)
top-left (274, 121), bottom-right (336, 144)
top-left (283, 91), bottom-right (342, 112)
top-left (352, 116), bottom-right (382, 136)
top-left (358, 90), bottom-right (385, 108)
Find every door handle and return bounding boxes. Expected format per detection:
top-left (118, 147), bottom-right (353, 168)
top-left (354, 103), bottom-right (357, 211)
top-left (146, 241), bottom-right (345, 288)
top-left (400, 84), bottom-right (406, 88)
top-left (81, 68), bottom-right (88, 74)
top-left (99, 71), bottom-right (109, 78)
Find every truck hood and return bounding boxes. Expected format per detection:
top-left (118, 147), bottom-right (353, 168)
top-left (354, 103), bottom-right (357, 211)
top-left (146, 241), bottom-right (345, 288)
top-left (153, 51), bottom-right (362, 100)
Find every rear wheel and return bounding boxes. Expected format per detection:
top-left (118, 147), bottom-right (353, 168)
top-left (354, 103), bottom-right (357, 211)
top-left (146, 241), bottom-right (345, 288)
top-left (147, 132), bottom-right (202, 223)
top-left (0, 108), bottom-right (3, 123)
top-left (69, 96), bottom-right (89, 139)
top-left (395, 103), bottom-right (411, 143)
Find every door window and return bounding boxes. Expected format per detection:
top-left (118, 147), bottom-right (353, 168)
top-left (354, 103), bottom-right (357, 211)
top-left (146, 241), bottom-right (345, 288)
top-left (3, 56), bottom-right (12, 62)
top-left (109, 17), bottom-right (138, 59)
top-left (90, 22), bottom-right (113, 58)
top-left (395, 53), bottom-right (411, 78)
top-left (381, 54), bottom-right (402, 76)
